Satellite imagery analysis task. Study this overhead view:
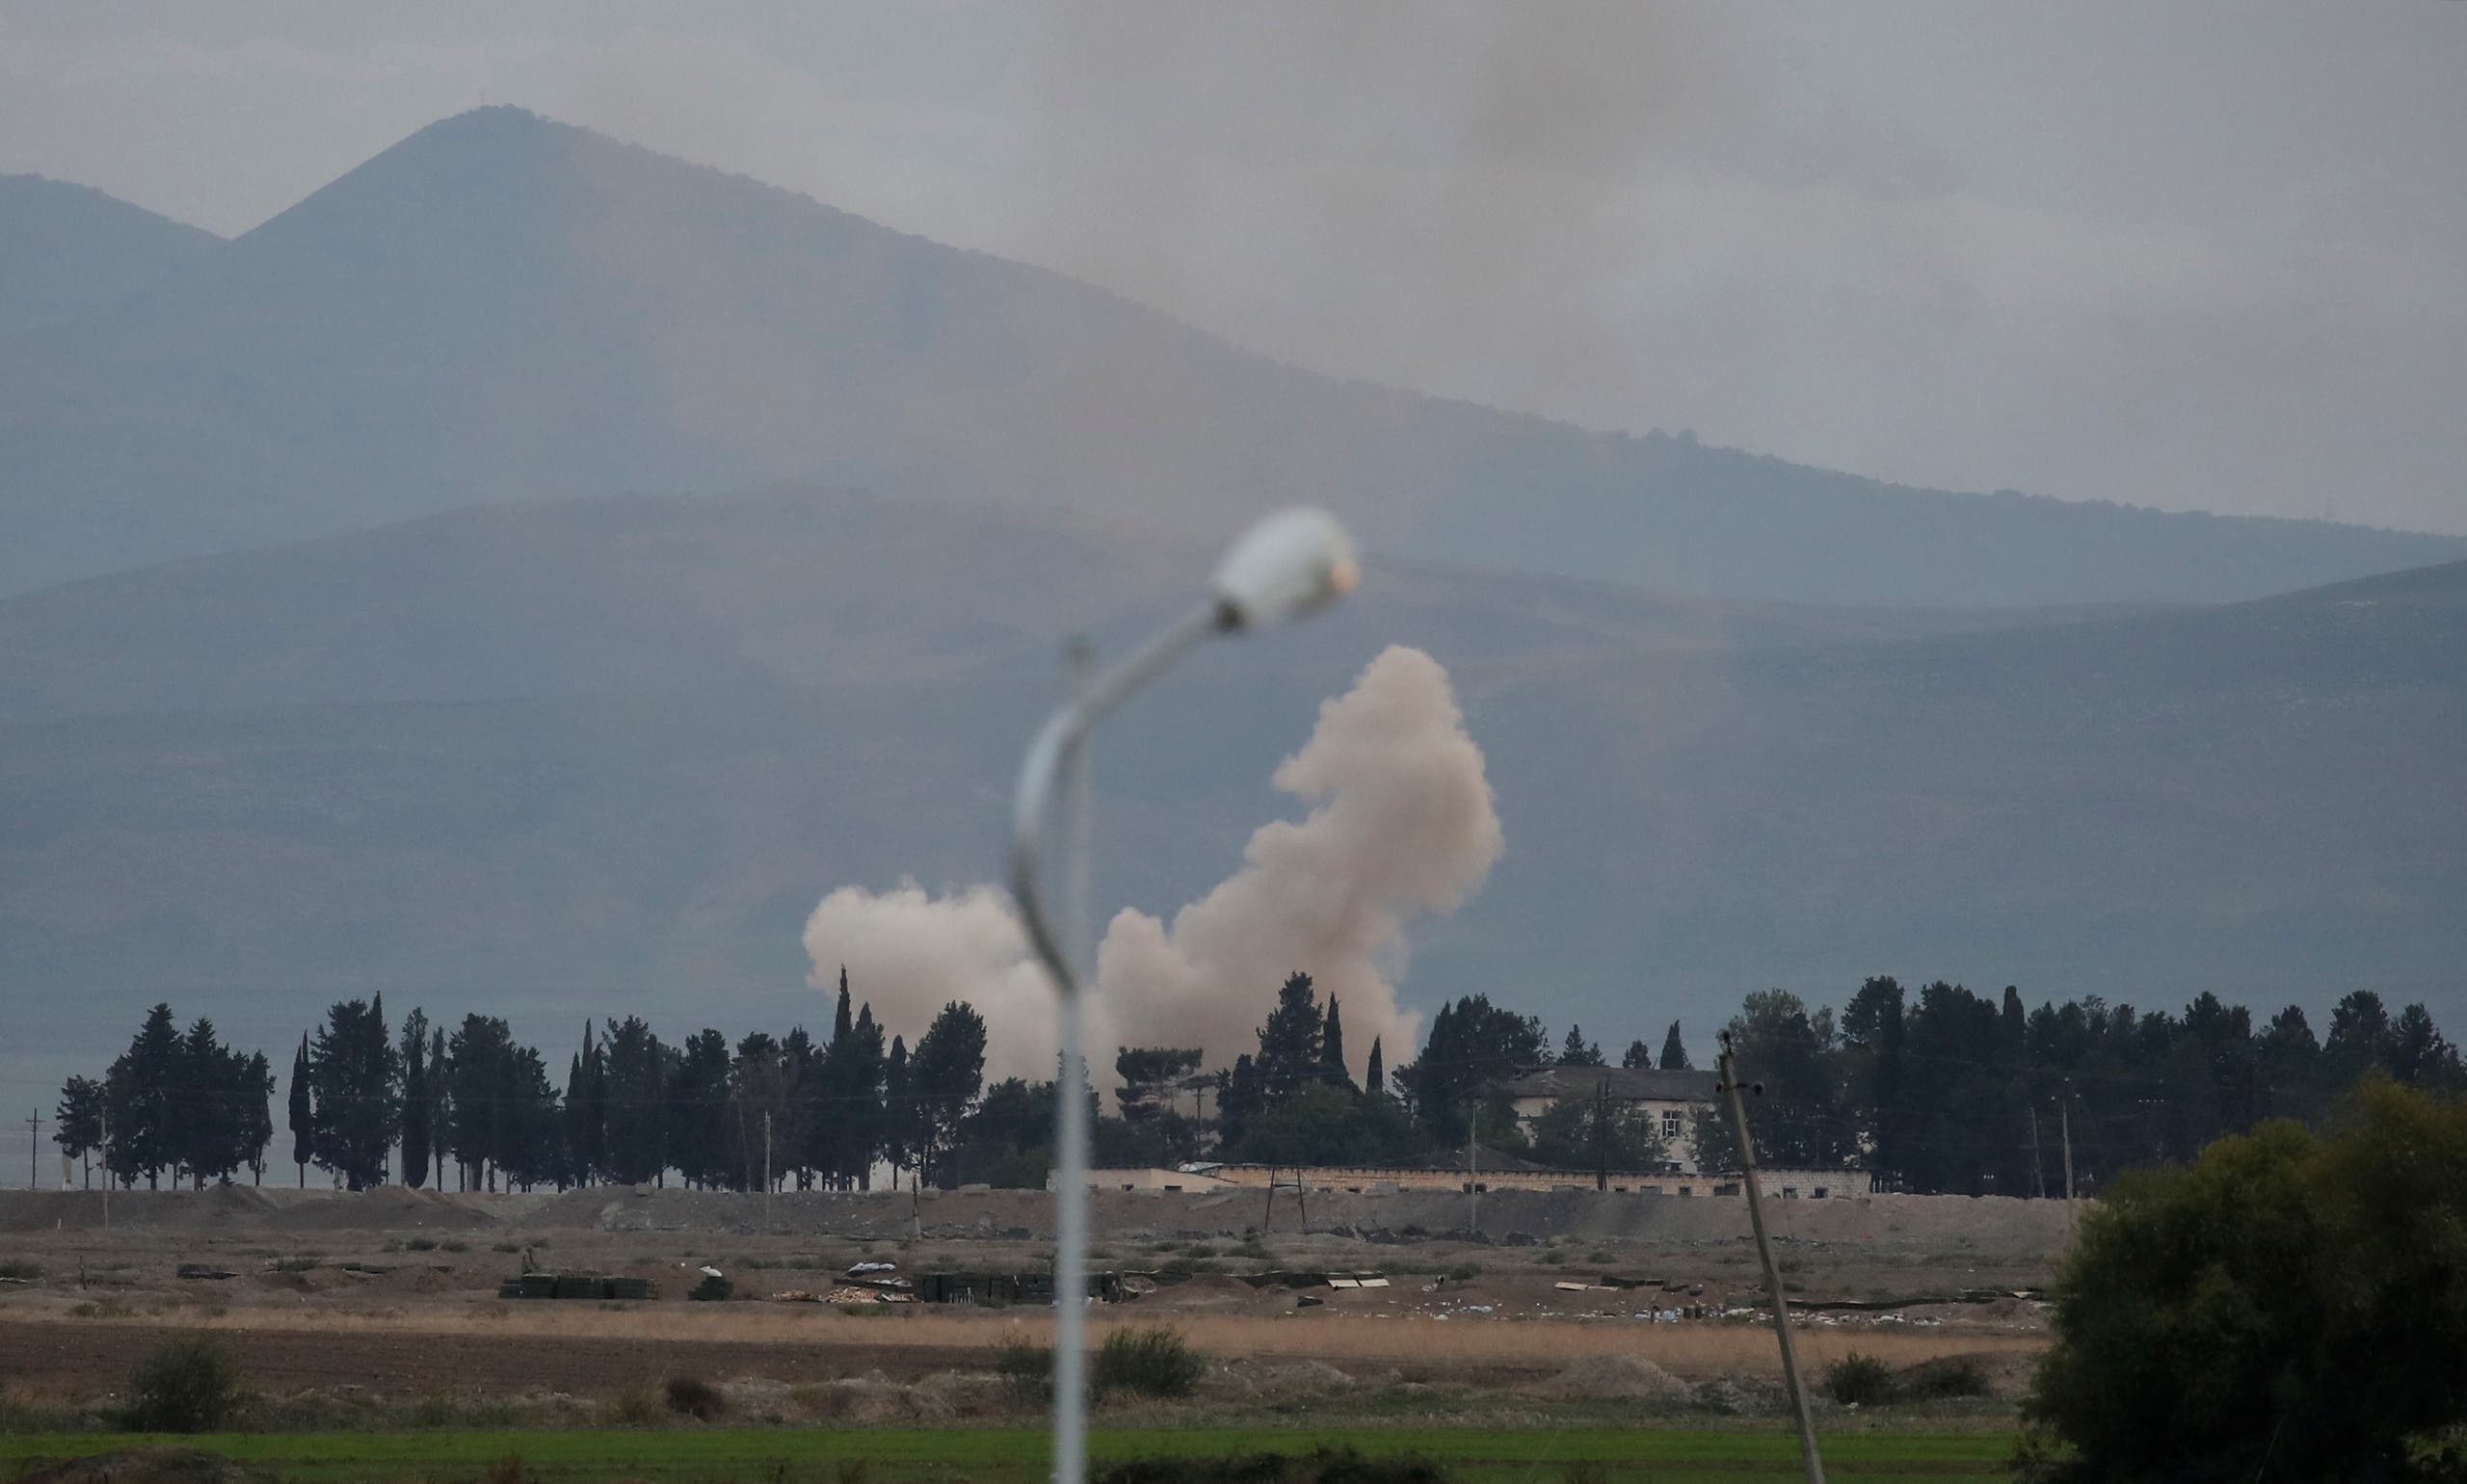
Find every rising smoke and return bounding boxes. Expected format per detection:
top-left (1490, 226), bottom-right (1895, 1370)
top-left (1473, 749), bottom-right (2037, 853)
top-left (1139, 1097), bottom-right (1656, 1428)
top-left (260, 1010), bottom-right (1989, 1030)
top-left (799, 645), bottom-right (1501, 1089)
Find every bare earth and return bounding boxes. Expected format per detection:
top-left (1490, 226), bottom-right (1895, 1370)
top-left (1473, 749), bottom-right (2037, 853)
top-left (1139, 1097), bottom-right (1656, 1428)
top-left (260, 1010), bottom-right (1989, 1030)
top-left (0, 1184), bottom-right (2070, 1412)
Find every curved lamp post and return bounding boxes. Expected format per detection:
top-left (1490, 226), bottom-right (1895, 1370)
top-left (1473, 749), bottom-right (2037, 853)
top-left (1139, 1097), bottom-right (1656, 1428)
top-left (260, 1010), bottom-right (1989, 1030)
top-left (1011, 508), bottom-right (1357, 1484)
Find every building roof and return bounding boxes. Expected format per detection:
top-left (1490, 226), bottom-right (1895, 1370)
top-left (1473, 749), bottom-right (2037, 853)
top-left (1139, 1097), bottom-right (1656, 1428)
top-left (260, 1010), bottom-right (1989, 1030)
top-left (1502, 1064), bottom-right (1719, 1102)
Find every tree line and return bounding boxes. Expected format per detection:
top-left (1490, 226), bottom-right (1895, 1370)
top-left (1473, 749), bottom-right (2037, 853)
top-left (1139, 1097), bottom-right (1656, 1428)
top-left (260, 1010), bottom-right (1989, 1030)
top-left (55, 972), bottom-right (2460, 1198)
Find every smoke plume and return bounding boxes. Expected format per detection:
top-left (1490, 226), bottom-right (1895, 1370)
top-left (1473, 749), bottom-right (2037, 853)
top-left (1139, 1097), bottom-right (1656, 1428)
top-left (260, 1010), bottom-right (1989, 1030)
top-left (799, 645), bottom-right (1501, 1089)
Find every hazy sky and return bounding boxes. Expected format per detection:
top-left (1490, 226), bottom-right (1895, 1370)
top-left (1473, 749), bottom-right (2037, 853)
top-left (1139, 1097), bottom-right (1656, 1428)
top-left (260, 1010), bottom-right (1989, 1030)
top-left (6, 1), bottom-right (2463, 534)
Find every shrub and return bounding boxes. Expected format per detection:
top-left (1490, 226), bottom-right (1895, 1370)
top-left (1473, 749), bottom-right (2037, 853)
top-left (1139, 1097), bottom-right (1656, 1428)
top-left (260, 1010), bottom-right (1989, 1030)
top-left (688, 1274), bottom-right (733, 1302)
top-left (1444, 1263), bottom-right (1481, 1283)
top-left (1899, 1355), bottom-right (1990, 1401)
top-left (271, 1256), bottom-right (319, 1274)
top-left (0, 1260), bottom-right (41, 1282)
top-left (492, 1241), bottom-right (522, 1254)
top-left (663, 1376), bottom-right (726, 1421)
top-left (122, 1336), bottom-right (245, 1432)
top-left (402, 1235), bottom-right (438, 1252)
top-left (1097, 1444), bottom-right (1446, 1484)
top-left (611, 1384), bottom-right (660, 1427)
top-left (439, 1239), bottom-right (469, 1254)
top-left (996, 1337), bottom-right (1053, 1405)
top-left (481, 1453), bottom-right (537, 1484)
top-left (1094, 1326), bottom-right (1205, 1400)
top-left (1823, 1352), bottom-right (1895, 1408)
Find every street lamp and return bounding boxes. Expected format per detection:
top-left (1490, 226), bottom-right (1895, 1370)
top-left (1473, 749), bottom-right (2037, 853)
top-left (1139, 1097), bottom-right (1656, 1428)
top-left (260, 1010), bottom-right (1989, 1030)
top-left (1010, 508), bottom-right (1357, 1484)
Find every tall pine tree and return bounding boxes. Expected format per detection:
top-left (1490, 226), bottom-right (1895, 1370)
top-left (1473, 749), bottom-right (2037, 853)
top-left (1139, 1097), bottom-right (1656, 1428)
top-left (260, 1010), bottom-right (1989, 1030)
top-left (1658, 1020), bottom-right (1691, 1072)
top-left (399, 1008), bottom-right (431, 1189)
top-left (1321, 996), bottom-right (1349, 1087)
top-left (1365, 1037), bottom-right (1385, 1097)
top-left (288, 1033), bottom-right (313, 1186)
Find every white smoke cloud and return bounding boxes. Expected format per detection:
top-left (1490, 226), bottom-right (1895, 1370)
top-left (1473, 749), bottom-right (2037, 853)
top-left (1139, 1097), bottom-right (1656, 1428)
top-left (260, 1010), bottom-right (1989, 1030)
top-left (799, 645), bottom-right (1501, 1090)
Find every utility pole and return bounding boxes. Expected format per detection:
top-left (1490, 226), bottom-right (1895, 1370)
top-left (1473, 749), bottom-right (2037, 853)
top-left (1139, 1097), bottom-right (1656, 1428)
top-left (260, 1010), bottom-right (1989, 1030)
top-left (762, 1111), bottom-right (774, 1228)
top-left (1467, 1105), bottom-right (1480, 1236)
top-left (26, 1109), bottom-right (41, 1190)
top-left (2028, 1106), bottom-right (2047, 1200)
top-left (2059, 1093), bottom-right (2077, 1229)
top-left (1717, 1031), bottom-right (1826, 1484)
top-left (99, 1104), bottom-right (110, 1235)
top-left (1594, 1078), bottom-right (1610, 1192)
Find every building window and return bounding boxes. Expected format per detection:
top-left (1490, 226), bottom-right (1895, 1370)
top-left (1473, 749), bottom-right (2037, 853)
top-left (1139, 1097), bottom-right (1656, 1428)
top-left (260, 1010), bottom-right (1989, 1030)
top-left (1781, 1187), bottom-right (1797, 1199)
top-left (1661, 1111), bottom-right (1682, 1140)
top-left (1812, 1187), bottom-right (1827, 1199)
top-left (1678, 1187), bottom-right (1692, 1197)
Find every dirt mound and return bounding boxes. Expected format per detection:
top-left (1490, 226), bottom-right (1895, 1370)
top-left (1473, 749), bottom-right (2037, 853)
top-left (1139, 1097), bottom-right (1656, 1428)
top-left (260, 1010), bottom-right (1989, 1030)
top-left (268, 1185), bottom-right (494, 1233)
top-left (1527, 1353), bottom-right (1689, 1400)
top-left (15, 1448), bottom-right (275, 1483)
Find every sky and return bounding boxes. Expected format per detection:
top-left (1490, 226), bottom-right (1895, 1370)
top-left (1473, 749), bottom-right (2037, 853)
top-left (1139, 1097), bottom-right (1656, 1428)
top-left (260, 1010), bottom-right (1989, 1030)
top-left (4, 1), bottom-right (2463, 535)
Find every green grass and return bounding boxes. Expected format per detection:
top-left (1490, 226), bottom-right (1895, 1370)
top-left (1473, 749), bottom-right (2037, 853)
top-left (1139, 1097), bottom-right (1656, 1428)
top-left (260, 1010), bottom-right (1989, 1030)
top-left (0, 1426), bottom-right (2017, 1481)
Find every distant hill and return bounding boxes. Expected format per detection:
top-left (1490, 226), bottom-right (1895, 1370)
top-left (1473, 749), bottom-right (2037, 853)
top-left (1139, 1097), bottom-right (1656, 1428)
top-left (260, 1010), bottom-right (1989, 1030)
top-left (2, 107), bottom-right (2458, 601)
top-left (1, 489), bottom-right (2456, 1095)
top-left (0, 174), bottom-right (221, 337)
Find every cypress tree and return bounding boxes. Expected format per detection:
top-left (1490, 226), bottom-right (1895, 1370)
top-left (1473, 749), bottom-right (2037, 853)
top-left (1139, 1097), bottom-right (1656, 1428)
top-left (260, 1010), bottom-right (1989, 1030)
top-left (289, 1033), bottom-right (313, 1187)
top-left (428, 1027), bottom-right (449, 1190)
top-left (1658, 1020), bottom-right (1691, 1072)
top-left (1366, 1037), bottom-right (1385, 1097)
top-left (400, 1009), bottom-right (431, 1189)
top-left (1322, 996), bottom-right (1348, 1087)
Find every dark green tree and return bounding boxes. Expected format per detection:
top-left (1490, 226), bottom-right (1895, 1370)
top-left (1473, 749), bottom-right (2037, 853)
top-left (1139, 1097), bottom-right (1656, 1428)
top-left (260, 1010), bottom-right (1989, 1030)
top-left (1365, 1037), bottom-right (1385, 1098)
top-left (399, 1007), bottom-right (432, 1189)
top-left (54, 1075), bottom-right (104, 1188)
top-left (1619, 1039), bottom-right (1653, 1070)
top-left (1254, 972), bottom-right (1325, 1104)
top-left (1394, 994), bottom-right (1547, 1145)
top-left (668, 1029), bottom-right (734, 1190)
top-left (288, 1033), bottom-right (313, 1187)
top-left (911, 1002), bottom-right (988, 1185)
top-left (306, 996), bottom-right (398, 1190)
top-left (1225, 1081), bottom-right (1419, 1166)
top-left (1658, 1020), bottom-right (1691, 1072)
top-left (1321, 995), bottom-right (1349, 1088)
top-left (1557, 1024), bottom-right (1604, 1067)
top-left (1116, 1047), bottom-right (1203, 1122)
top-left (2023, 1078), bottom-right (2467, 1481)
top-left (105, 1003), bottom-right (182, 1188)
top-left (599, 1016), bottom-right (670, 1184)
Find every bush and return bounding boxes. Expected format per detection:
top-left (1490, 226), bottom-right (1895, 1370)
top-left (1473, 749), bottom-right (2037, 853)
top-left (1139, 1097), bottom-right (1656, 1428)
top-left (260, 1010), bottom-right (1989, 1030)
top-left (2025, 1077), bottom-right (2467, 1482)
top-left (996, 1337), bottom-right (1053, 1405)
top-left (1899, 1355), bottom-right (1990, 1401)
top-left (611, 1384), bottom-right (660, 1427)
top-left (1097, 1444), bottom-right (1446, 1484)
top-left (1823, 1352), bottom-right (1894, 1408)
top-left (122, 1336), bottom-right (245, 1432)
top-left (1094, 1326), bottom-right (1205, 1400)
top-left (687, 1274), bottom-right (733, 1302)
top-left (439, 1239), bottom-right (469, 1254)
top-left (271, 1256), bottom-right (320, 1274)
top-left (0, 1260), bottom-right (41, 1281)
top-left (663, 1376), bottom-right (725, 1421)
top-left (402, 1235), bottom-right (438, 1252)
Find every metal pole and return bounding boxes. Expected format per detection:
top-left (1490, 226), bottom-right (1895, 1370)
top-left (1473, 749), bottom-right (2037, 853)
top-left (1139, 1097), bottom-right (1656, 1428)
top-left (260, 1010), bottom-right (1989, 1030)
top-left (26, 1109), bottom-right (40, 1190)
top-left (2059, 1095), bottom-right (2077, 1227)
top-left (1717, 1033), bottom-right (1826, 1484)
top-left (1467, 1106), bottom-right (1479, 1235)
top-left (2028, 1106), bottom-right (2046, 1200)
top-left (763, 1111), bottom-right (773, 1226)
top-left (1048, 639), bottom-right (1098, 1484)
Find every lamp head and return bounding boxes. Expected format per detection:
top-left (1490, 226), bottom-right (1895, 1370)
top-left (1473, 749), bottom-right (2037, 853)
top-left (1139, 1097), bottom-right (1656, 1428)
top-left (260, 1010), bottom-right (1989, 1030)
top-left (1210, 508), bottom-right (1359, 631)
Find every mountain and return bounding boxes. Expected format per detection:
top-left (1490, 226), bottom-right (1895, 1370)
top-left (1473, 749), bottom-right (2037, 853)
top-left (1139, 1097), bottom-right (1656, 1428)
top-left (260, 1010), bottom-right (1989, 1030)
top-left (3, 107), bottom-right (2459, 602)
top-left (0, 175), bottom-right (221, 338)
top-left (2, 489), bottom-right (2458, 1096)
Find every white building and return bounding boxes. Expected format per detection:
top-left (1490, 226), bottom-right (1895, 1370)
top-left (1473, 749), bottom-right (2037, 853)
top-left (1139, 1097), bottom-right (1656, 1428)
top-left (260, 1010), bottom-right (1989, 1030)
top-left (1500, 1064), bottom-right (1720, 1173)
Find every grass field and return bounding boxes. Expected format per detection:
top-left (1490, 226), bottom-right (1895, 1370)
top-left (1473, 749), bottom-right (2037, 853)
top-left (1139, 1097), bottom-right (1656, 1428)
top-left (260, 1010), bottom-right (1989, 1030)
top-left (0, 1425), bottom-right (2021, 1482)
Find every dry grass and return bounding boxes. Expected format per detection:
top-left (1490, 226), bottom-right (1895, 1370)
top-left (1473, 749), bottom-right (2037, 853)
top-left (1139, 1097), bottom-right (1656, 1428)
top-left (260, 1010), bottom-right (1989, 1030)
top-left (60, 1304), bottom-right (2042, 1380)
